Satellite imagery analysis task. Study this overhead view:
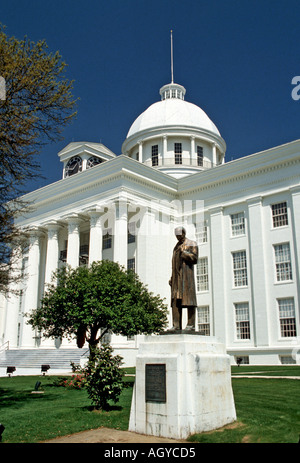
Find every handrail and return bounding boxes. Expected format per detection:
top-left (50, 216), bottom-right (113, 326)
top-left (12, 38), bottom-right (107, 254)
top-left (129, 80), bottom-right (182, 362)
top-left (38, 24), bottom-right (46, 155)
top-left (0, 341), bottom-right (9, 354)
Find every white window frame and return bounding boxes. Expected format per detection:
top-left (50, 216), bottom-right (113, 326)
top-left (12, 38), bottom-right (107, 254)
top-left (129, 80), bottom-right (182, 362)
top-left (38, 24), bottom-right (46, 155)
top-left (234, 302), bottom-right (251, 340)
top-left (195, 220), bottom-right (208, 244)
top-left (274, 243), bottom-right (292, 282)
top-left (197, 146), bottom-right (204, 166)
top-left (197, 306), bottom-right (210, 335)
top-left (127, 257), bottom-right (136, 272)
top-left (128, 221), bottom-right (136, 244)
top-left (277, 298), bottom-right (297, 338)
top-left (230, 212), bottom-right (245, 237)
top-left (197, 257), bottom-right (209, 291)
top-left (102, 228), bottom-right (112, 250)
top-left (174, 143), bottom-right (182, 164)
top-left (151, 145), bottom-right (159, 166)
top-left (271, 202), bottom-right (288, 228)
top-left (232, 250), bottom-right (248, 287)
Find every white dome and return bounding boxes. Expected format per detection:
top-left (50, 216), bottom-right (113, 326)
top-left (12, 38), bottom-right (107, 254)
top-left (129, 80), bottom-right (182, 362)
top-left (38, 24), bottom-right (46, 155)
top-left (126, 98), bottom-right (221, 139)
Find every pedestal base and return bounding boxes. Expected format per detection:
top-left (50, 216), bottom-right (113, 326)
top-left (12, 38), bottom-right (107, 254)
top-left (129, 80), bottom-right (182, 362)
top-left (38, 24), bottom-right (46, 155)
top-left (129, 334), bottom-right (236, 439)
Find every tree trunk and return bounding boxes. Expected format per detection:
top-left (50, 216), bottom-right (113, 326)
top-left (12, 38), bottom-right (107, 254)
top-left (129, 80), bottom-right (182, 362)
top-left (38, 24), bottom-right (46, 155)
top-left (87, 325), bottom-right (100, 366)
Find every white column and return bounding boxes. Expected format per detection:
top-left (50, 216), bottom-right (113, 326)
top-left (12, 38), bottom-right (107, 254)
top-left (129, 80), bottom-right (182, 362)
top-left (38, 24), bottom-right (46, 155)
top-left (21, 228), bottom-right (43, 348)
top-left (44, 222), bottom-right (61, 285)
top-left (163, 135), bottom-right (167, 166)
top-left (3, 246), bottom-right (23, 347)
top-left (138, 141), bottom-right (143, 163)
top-left (212, 143), bottom-right (217, 167)
top-left (247, 197), bottom-right (269, 346)
top-left (210, 207), bottom-right (227, 342)
top-left (65, 215), bottom-right (83, 268)
top-left (88, 211), bottom-right (103, 265)
top-left (113, 200), bottom-right (128, 268)
top-left (290, 186), bottom-right (300, 328)
top-left (190, 136), bottom-right (195, 166)
top-left (136, 207), bottom-right (152, 284)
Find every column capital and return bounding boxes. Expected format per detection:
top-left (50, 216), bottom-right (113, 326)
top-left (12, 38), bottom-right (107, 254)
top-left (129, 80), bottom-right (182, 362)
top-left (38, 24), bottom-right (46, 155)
top-left (42, 220), bottom-right (64, 238)
top-left (61, 212), bottom-right (85, 222)
top-left (82, 203), bottom-right (106, 215)
top-left (209, 205), bottom-right (224, 216)
top-left (25, 226), bottom-right (46, 245)
top-left (43, 219), bottom-right (64, 229)
top-left (290, 185), bottom-right (300, 196)
top-left (247, 196), bottom-right (263, 207)
top-left (62, 213), bottom-right (85, 233)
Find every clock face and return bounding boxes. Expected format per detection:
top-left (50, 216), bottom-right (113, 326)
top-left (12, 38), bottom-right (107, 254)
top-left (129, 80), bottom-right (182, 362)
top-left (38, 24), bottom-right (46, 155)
top-left (87, 156), bottom-right (103, 168)
top-left (65, 156), bottom-right (82, 177)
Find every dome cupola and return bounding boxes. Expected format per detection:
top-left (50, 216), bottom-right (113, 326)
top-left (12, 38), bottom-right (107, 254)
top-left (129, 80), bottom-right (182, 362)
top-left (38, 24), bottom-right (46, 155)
top-left (122, 34), bottom-right (226, 178)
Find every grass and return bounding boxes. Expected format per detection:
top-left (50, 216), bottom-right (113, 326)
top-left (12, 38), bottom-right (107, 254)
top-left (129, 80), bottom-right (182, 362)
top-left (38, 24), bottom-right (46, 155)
top-left (0, 373), bottom-right (134, 443)
top-left (0, 366), bottom-right (299, 443)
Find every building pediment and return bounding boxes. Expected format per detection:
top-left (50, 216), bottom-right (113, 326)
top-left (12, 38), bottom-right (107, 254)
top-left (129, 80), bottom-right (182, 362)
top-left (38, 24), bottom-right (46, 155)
top-left (58, 142), bottom-right (116, 163)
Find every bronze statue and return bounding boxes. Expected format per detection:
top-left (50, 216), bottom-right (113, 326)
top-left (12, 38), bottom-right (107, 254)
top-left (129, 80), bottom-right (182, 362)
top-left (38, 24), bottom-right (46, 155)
top-left (169, 227), bottom-right (198, 331)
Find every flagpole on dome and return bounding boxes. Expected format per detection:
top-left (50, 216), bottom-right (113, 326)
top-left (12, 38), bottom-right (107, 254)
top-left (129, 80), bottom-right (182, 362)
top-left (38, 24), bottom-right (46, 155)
top-left (171, 29), bottom-right (174, 84)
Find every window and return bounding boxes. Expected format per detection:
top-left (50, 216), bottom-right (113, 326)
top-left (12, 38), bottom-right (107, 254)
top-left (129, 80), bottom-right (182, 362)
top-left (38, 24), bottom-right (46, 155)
top-left (235, 303), bottom-right (251, 339)
top-left (127, 258), bottom-right (135, 272)
top-left (128, 222), bottom-right (136, 244)
top-left (280, 356), bottom-right (296, 364)
top-left (151, 145), bottom-right (158, 166)
top-left (174, 143), bottom-right (182, 164)
top-left (197, 306), bottom-right (210, 335)
top-left (274, 243), bottom-right (292, 281)
top-left (272, 202), bottom-right (288, 228)
top-left (278, 298), bottom-right (297, 337)
top-left (231, 212), bottom-right (245, 236)
top-left (197, 146), bottom-right (203, 166)
top-left (232, 251), bottom-right (248, 287)
top-left (197, 257), bottom-right (209, 291)
top-left (195, 220), bottom-right (208, 244)
top-left (102, 228), bottom-right (112, 249)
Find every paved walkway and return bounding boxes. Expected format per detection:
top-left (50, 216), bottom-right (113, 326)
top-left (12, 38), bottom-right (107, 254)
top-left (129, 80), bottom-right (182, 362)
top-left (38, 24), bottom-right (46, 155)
top-left (42, 427), bottom-right (190, 443)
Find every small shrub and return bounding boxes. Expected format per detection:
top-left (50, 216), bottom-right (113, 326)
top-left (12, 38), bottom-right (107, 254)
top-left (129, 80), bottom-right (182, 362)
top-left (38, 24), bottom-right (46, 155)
top-left (84, 344), bottom-right (124, 410)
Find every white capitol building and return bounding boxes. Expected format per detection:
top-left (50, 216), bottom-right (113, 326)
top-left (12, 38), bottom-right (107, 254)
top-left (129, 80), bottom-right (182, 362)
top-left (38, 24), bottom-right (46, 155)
top-left (0, 76), bottom-right (299, 368)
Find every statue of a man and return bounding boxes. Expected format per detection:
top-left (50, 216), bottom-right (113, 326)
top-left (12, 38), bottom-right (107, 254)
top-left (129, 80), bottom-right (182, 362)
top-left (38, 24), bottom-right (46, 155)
top-left (169, 227), bottom-right (198, 331)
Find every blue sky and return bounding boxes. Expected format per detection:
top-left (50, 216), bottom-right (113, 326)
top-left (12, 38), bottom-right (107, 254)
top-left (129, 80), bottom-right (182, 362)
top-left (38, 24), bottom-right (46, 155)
top-left (2, 0), bottom-right (300, 192)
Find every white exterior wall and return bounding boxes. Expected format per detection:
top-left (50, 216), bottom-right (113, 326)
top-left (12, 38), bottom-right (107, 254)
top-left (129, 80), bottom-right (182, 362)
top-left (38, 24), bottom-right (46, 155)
top-left (0, 140), bottom-right (299, 365)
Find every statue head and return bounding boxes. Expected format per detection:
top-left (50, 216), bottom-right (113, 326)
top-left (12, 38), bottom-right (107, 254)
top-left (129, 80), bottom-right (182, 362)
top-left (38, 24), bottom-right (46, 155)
top-left (175, 226), bottom-right (186, 242)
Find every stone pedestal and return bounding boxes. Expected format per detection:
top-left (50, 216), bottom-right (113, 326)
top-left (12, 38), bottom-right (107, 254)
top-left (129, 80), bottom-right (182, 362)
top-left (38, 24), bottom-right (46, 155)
top-left (129, 334), bottom-right (236, 439)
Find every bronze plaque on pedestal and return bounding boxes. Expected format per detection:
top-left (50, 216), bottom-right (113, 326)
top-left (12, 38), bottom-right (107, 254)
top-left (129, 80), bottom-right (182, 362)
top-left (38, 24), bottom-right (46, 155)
top-left (145, 363), bottom-right (166, 403)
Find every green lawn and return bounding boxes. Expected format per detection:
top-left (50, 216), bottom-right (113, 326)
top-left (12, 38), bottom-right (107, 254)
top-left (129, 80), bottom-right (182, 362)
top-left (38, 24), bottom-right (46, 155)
top-left (0, 374), bottom-right (134, 443)
top-left (0, 366), bottom-right (299, 443)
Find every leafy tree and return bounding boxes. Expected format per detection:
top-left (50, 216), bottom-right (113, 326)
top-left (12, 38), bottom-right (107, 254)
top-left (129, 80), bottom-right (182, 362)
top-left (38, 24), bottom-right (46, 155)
top-left (0, 24), bottom-right (77, 295)
top-left (27, 260), bottom-right (168, 361)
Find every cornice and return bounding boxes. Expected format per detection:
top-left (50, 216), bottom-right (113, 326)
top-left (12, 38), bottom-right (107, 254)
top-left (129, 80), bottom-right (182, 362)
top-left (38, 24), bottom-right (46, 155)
top-left (16, 140), bottom-right (300, 226)
top-left (19, 155), bottom-right (178, 210)
top-left (178, 139), bottom-right (300, 196)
